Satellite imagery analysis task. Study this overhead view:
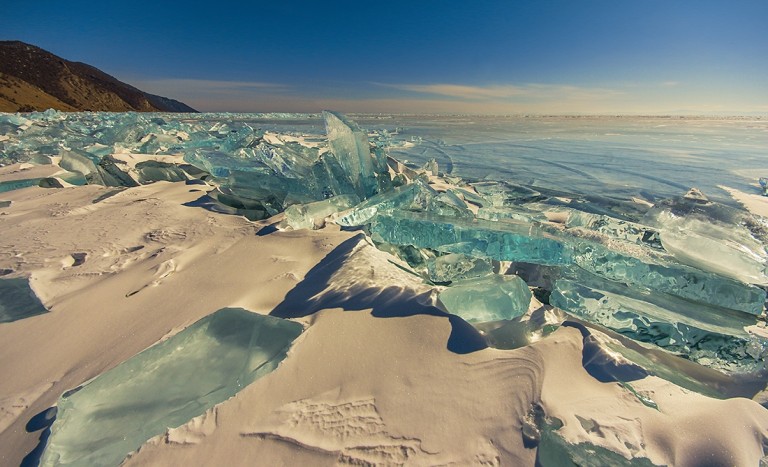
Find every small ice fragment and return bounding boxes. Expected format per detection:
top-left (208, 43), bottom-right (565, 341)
top-left (438, 274), bottom-right (532, 323)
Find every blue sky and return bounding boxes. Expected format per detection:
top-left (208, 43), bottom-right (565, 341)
top-left (2, 1), bottom-right (767, 114)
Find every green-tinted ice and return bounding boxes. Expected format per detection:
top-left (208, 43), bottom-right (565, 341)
top-left (427, 253), bottom-right (493, 283)
top-left (550, 269), bottom-right (766, 373)
top-left (371, 210), bottom-right (572, 265)
top-left (570, 242), bottom-right (766, 316)
top-left (438, 274), bottom-right (532, 323)
top-left (41, 308), bottom-right (303, 467)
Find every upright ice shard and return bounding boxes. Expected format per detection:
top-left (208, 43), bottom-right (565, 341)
top-left (438, 274), bottom-right (532, 323)
top-left (323, 110), bottom-right (388, 199)
top-left (41, 309), bottom-right (303, 467)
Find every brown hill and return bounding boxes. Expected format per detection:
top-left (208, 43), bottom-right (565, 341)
top-left (0, 41), bottom-right (197, 113)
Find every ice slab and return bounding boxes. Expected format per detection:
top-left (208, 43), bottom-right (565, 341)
top-left (0, 278), bottom-right (48, 323)
top-left (283, 194), bottom-right (360, 230)
top-left (644, 192), bottom-right (768, 285)
top-left (0, 178), bottom-right (44, 193)
top-left (559, 208), bottom-right (662, 248)
top-left (660, 224), bottom-right (768, 285)
top-left (438, 274), bottom-right (531, 323)
top-left (371, 210), bottom-right (572, 265)
top-left (550, 269), bottom-right (766, 373)
top-left (571, 242), bottom-right (766, 316)
top-left (335, 180), bottom-right (439, 227)
top-left (427, 253), bottom-right (493, 283)
top-left (41, 308), bottom-right (303, 467)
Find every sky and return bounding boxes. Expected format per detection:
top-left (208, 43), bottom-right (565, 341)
top-left (2, 1), bottom-right (767, 114)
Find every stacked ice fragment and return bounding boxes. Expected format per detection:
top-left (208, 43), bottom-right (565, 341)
top-left (0, 110), bottom-right (392, 220)
top-left (1, 110), bottom-right (767, 373)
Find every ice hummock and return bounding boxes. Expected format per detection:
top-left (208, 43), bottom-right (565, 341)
top-left (2, 111), bottom-right (767, 375)
top-left (40, 309), bottom-right (303, 467)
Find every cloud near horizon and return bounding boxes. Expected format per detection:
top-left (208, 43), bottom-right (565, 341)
top-left (129, 77), bottom-right (766, 115)
top-left (377, 82), bottom-right (625, 102)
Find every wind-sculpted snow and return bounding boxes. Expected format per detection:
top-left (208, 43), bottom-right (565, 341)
top-left (1, 110), bottom-right (767, 376)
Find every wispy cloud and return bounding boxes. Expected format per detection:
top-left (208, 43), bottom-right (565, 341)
top-left (123, 77), bottom-right (766, 115)
top-left (377, 82), bottom-right (624, 102)
top-left (377, 83), bottom-right (528, 99)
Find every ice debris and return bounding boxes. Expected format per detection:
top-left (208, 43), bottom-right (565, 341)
top-left (40, 308), bottom-right (303, 467)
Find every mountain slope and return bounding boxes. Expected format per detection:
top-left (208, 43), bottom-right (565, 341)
top-left (0, 41), bottom-right (196, 112)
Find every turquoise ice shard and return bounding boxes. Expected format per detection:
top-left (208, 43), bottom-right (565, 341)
top-left (40, 309), bottom-right (303, 467)
top-left (370, 210), bottom-right (572, 265)
top-left (438, 274), bottom-right (532, 323)
top-left (133, 160), bottom-right (189, 184)
top-left (59, 150), bottom-right (107, 186)
top-left (0, 278), bottom-right (48, 323)
top-left (423, 158), bottom-right (438, 176)
top-left (427, 253), bottom-right (493, 283)
top-left (550, 269), bottom-right (766, 373)
top-left (570, 242), bottom-right (766, 316)
top-left (334, 180), bottom-right (437, 227)
top-left (323, 110), bottom-right (387, 199)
